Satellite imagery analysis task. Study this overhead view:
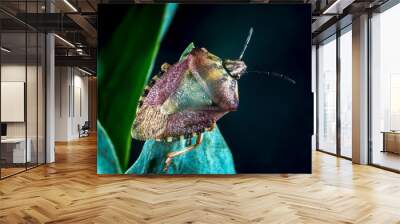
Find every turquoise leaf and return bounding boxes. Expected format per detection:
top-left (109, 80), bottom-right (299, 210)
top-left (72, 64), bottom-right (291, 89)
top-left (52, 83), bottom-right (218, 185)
top-left (97, 121), bottom-right (122, 174)
top-left (126, 126), bottom-right (236, 174)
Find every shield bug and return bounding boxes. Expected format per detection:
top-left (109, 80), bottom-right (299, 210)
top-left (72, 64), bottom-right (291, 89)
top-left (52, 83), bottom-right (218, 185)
top-left (131, 28), bottom-right (295, 171)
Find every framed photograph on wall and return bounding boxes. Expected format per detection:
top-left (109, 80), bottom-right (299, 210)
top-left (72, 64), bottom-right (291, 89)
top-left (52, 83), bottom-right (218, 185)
top-left (97, 3), bottom-right (312, 175)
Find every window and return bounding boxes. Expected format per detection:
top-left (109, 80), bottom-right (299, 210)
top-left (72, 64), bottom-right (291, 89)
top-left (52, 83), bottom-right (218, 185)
top-left (370, 3), bottom-right (400, 171)
top-left (317, 36), bottom-right (337, 154)
top-left (339, 28), bottom-right (352, 158)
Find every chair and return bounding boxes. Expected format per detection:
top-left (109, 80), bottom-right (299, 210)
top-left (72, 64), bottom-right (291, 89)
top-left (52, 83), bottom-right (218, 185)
top-left (78, 121), bottom-right (90, 138)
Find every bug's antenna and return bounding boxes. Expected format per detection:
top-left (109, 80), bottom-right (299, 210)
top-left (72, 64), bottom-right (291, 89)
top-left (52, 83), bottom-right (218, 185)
top-left (238, 27), bottom-right (253, 60)
top-left (243, 71), bottom-right (296, 85)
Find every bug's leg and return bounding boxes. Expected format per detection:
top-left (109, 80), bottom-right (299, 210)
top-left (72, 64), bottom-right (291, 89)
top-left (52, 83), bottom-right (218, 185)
top-left (161, 63), bottom-right (170, 72)
top-left (164, 133), bottom-right (203, 172)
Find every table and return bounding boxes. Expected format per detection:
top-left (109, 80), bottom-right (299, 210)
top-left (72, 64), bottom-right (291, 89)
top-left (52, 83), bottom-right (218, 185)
top-left (1, 138), bottom-right (31, 164)
top-left (381, 131), bottom-right (400, 154)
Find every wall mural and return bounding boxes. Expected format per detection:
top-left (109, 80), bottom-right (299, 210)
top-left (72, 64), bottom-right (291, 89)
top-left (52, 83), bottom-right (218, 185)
top-left (97, 4), bottom-right (312, 174)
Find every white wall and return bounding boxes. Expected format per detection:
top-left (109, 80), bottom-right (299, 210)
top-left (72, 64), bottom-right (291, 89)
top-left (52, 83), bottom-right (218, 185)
top-left (72, 72), bottom-right (89, 138)
top-left (1, 65), bottom-right (39, 137)
top-left (1, 65), bottom-right (27, 141)
top-left (1, 82), bottom-right (25, 122)
top-left (55, 66), bottom-right (89, 141)
top-left (55, 66), bottom-right (69, 141)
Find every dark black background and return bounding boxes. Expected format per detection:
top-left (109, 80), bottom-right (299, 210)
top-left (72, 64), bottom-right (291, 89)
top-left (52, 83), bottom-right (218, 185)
top-left (99, 4), bottom-right (313, 173)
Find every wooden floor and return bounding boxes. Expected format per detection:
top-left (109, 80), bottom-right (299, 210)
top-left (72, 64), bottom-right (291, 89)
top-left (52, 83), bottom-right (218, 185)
top-left (372, 150), bottom-right (400, 171)
top-left (1, 135), bottom-right (400, 224)
top-left (1, 167), bottom-right (26, 178)
top-left (1, 163), bottom-right (43, 178)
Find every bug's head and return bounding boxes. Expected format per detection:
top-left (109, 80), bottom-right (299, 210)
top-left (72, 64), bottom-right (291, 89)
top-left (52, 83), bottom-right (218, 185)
top-left (191, 27), bottom-right (253, 81)
top-left (222, 27), bottom-right (253, 80)
top-left (223, 59), bottom-right (247, 80)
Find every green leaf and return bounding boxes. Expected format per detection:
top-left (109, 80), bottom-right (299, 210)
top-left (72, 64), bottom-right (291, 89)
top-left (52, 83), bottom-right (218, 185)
top-left (179, 42), bottom-right (195, 62)
top-left (98, 4), bottom-right (177, 170)
top-left (97, 121), bottom-right (122, 174)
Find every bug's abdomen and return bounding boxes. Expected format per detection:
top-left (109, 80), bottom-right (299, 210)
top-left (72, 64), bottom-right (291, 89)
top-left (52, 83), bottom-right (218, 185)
top-left (144, 59), bottom-right (189, 107)
top-left (164, 110), bottom-right (224, 137)
top-left (131, 104), bottom-right (168, 140)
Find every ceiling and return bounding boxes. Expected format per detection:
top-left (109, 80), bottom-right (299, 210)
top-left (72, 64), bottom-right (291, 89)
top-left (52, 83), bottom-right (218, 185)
top-left (0, 0), bottom-right (393, 73)
top-left (0, 0), bottom-right (100, 73)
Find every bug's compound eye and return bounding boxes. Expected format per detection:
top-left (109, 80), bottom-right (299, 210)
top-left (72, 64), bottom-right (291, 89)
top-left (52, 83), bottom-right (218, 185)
top-left (223, 59), bottom-right (247, 80)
